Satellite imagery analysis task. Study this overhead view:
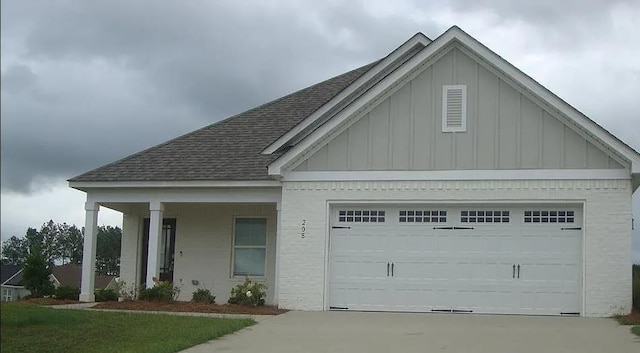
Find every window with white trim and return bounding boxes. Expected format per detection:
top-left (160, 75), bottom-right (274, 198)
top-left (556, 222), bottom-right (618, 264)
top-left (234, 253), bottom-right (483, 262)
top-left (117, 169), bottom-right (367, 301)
top-left (399, 210), bottom-right (447, 223)
top-left (338, 210), bottom-right (386, 223)
top-left (233, 218), bottom-right (267, 277)
top-left (442, 85), bottom-right (467, 132)
top-left (2, 289), bottom-right (12, 302)
top-left (461, 210), bottom-right (510, 223)
top-left (524, 211), bottom-right (575, 223)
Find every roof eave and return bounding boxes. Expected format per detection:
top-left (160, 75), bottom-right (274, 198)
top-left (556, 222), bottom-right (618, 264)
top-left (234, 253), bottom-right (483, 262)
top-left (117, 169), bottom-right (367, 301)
top-left (69, 180), bottom-right (282, 192)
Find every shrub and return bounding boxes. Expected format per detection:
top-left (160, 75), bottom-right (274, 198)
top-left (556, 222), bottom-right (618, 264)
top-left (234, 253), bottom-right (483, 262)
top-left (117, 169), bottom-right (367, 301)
top-left (633, 264), bottom-right (639, 312)
top-left (228, 277), bottom-right (266, 306)
top-left (139, 278), bottom-right (180, 302)
top-left (113, 278), bottom-right (136, 301)
top-left (192, 288), bottom-right (216, 304)
top-left (95, 288), bottom-right (119, 302)
top-left (55, 285), bottom-right (80, 300)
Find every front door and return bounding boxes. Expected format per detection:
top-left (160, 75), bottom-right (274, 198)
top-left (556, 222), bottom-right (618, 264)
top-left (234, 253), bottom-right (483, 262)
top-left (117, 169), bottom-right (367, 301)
top-left (141, 218), bottom-right (177, 285)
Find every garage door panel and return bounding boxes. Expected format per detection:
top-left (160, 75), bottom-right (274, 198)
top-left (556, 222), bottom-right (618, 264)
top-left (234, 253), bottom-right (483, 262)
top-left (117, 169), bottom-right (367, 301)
top-left (329, 205), bottom-right (582, 315)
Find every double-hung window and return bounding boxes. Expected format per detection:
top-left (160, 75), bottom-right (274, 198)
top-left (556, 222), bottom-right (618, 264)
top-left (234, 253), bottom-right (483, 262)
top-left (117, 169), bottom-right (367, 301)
top-left (2, 289), bottom-right (12, 301)
top-left (233, 218), bottom-right (267, 277)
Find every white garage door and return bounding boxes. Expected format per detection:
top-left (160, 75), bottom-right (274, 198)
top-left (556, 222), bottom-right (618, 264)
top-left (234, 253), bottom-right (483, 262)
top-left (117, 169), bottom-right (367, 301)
top-left (328, 204), bottom-right (582, 315)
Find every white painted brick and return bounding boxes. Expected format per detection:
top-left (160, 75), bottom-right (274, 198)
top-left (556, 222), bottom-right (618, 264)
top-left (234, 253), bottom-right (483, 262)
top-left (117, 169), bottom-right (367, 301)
top-left (278, 179), bottom-right (632, 317)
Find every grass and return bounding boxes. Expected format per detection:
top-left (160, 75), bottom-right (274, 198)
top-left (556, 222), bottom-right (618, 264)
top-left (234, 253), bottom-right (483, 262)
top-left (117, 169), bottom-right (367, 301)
top-left (0, 303), bottom-right (255, 353)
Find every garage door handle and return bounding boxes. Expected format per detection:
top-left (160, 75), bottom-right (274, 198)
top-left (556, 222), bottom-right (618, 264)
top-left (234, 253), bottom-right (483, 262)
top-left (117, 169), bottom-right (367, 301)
top-left (512, 264), bottom-right (516, 278)
top-left (517, 264), bottom-right (520, 279)
top-left (387, 263), bottom-right (390, 277)
top-left (391, 263), bottom-right (394, 277)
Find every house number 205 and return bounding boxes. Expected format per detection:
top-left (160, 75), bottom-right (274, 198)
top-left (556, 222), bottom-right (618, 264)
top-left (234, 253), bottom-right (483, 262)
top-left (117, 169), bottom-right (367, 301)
top-left (301, 220), bottom-right (307, 238)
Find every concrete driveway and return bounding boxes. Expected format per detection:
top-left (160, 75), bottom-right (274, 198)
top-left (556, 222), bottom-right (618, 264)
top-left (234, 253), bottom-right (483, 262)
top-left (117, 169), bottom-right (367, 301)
top-left (182, 311), bottom-right (638, 353)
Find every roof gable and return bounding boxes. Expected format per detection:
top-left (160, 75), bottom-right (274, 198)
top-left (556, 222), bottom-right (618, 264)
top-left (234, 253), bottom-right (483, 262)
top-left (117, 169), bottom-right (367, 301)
top-left (267, 26), bottom-right (640, 178)
top-left (292, 46), bottom-right (626, 173)
top-left (51, 264), bottom-right (114, 289)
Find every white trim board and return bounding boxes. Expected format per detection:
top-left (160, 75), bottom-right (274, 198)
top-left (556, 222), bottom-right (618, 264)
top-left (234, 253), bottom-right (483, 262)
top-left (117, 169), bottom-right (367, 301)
top-left (261, 33), bottom-right (431, 155)
top-left (283, 169), bottom-right (629, 182)
top-left (70, 180), bottom-right (282, 191)
top-left (267, 26), bottom-right (640, 176)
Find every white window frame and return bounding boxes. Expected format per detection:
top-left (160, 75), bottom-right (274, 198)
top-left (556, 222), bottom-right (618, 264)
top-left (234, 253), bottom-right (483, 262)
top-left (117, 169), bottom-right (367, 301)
top-left (232, 217), bottom-right (268, 278)
top-left (442, 84), bottom-right (467, 132)
top-left (2, 288), bottom-right (12, 301)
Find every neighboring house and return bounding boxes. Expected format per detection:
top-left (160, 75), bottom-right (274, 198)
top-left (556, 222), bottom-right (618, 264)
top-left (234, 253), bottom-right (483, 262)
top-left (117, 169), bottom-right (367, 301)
top-left (51, 264), bottom-right (116, 291)
top-left (1, 264), bottom-right (30, 301)
top-left (69, 26), bottom-right (640, 317)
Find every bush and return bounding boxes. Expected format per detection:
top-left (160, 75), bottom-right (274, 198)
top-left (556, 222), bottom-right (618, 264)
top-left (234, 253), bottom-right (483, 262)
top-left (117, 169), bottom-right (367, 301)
top-left (228, 277), bottom-right (266, 306)
top-left (633, 264), bottom-right (639, 312)
top-left (55, 285), bottom-right (80, 300)
top-left (139, 278), bottom-right (180, 302)
top-left (192, 288), bottom-right (216, 304)
top-left (95, 288), bottom-right (118, 302)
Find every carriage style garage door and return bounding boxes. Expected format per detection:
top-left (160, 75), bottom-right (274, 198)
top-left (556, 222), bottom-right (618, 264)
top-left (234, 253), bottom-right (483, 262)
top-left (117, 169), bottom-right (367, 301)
top-left (328, 204), bottom-right (583, 315)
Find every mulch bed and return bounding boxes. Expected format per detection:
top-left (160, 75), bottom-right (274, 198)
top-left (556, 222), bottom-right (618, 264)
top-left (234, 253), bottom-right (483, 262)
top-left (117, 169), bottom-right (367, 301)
top-left (615, 311), bottom-right (640, 325)
top-left (20, 298), bottom-right (81, 305)
top-left (93, 300), bottom-right (288, 315)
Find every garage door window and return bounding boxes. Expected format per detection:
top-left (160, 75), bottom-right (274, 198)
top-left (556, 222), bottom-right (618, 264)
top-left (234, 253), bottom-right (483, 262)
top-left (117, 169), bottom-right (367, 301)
top-left (233, 218), bottom-right (267, 277)
top-left (524, 211), bottom-right (574, 223)
top-left (338, 210), bottom-right (385, 223)
top-left (399, 210), bottom-right (447, 223)
top-left (461, 210), bottom-right (509, 223)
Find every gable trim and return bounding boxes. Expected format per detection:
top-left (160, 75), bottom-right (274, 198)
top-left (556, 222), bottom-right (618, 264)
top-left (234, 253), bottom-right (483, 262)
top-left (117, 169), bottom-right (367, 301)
top-left (283, 169), bottom-right (629, 182)
top-left (1, 268), bottom-right (23, 286)
top-left (261, 33), bottom-right (431, 155)
top-left (268, 26), bottom-right (640, 176)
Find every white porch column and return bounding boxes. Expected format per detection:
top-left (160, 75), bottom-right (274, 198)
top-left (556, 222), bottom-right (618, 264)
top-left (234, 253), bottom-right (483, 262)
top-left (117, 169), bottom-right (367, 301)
top-left (79, 202), bottom-right (99, 302)
top-left (273, 200), bottom-right (282, 305)
top-left (146, 201), bottom-right (164, 288)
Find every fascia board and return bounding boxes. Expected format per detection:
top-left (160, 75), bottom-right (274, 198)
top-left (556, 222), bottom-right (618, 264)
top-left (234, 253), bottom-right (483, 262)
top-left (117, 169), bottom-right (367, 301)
top-left (268, 30), bottom-right (459, 176)
top-left (260, 33), bottom-right (431, 155)
top-left (69, 180), bottom-right (282, 191)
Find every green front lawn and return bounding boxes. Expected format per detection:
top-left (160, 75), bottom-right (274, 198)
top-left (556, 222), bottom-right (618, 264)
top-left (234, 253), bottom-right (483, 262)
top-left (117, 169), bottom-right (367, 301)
top-left (1, 303), bottom-right (255, 353)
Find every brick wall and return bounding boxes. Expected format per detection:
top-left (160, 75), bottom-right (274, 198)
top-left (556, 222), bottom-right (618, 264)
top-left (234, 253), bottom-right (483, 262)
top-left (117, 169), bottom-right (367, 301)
top-left (278, 179), bottom-right (632, 317)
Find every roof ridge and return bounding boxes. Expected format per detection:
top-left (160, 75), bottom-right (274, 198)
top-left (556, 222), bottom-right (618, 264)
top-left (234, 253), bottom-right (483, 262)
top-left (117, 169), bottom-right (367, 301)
top-left (68, 61), bottom-right (378, 182)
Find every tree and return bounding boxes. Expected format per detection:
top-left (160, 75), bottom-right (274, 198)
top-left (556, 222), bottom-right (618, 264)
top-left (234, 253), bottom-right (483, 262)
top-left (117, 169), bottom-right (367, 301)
top-left (22, 244), bottom-right (55, 297)
top-left (96, 226), bottom-right (122, 276)
top-left (58, 223), bottom-right (83, 265)
top-left (1, 235), bottom-right (29, 265)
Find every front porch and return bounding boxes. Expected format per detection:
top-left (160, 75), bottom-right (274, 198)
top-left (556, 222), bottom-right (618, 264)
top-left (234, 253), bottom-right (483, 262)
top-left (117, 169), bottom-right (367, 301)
top-left (77, 186), bottom-right (281, 304)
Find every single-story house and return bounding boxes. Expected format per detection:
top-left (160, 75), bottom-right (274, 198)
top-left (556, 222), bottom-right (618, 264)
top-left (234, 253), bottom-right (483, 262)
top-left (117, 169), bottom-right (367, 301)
top-left (1, 264), bottom-right (29, 301)
top-left (51, 264), bottom-right (116, 291)
top-left (69, 26), bottom-right (639, 317)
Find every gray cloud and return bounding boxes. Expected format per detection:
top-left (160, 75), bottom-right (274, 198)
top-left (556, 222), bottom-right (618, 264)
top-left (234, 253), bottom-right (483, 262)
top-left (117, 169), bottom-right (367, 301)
top-left (1, 0), bottom-right (639, 196)
top-left (1, 0), bottom-right (442, 194)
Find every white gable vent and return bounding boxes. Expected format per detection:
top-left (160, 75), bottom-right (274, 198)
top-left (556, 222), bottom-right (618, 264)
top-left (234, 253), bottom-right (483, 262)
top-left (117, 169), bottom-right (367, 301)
top-left (442, 85), bottom-right (467, 132)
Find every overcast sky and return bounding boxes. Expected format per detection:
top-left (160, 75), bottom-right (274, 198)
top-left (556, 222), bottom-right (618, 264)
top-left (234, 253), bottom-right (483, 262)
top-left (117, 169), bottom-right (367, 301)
top-left (1, 0), bottom-right (639, 262)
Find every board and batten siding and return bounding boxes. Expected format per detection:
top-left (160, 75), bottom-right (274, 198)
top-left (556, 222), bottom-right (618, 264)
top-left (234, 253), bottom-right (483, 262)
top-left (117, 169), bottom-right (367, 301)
top-left (294, 48), bottom-right (623, 172)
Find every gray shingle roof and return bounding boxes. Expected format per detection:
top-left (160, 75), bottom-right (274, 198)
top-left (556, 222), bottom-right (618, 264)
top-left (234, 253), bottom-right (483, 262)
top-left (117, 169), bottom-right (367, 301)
top-left (1, 264), bottom-right (23, 286)
top-left (70, 62), bottom-right (377, 182)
